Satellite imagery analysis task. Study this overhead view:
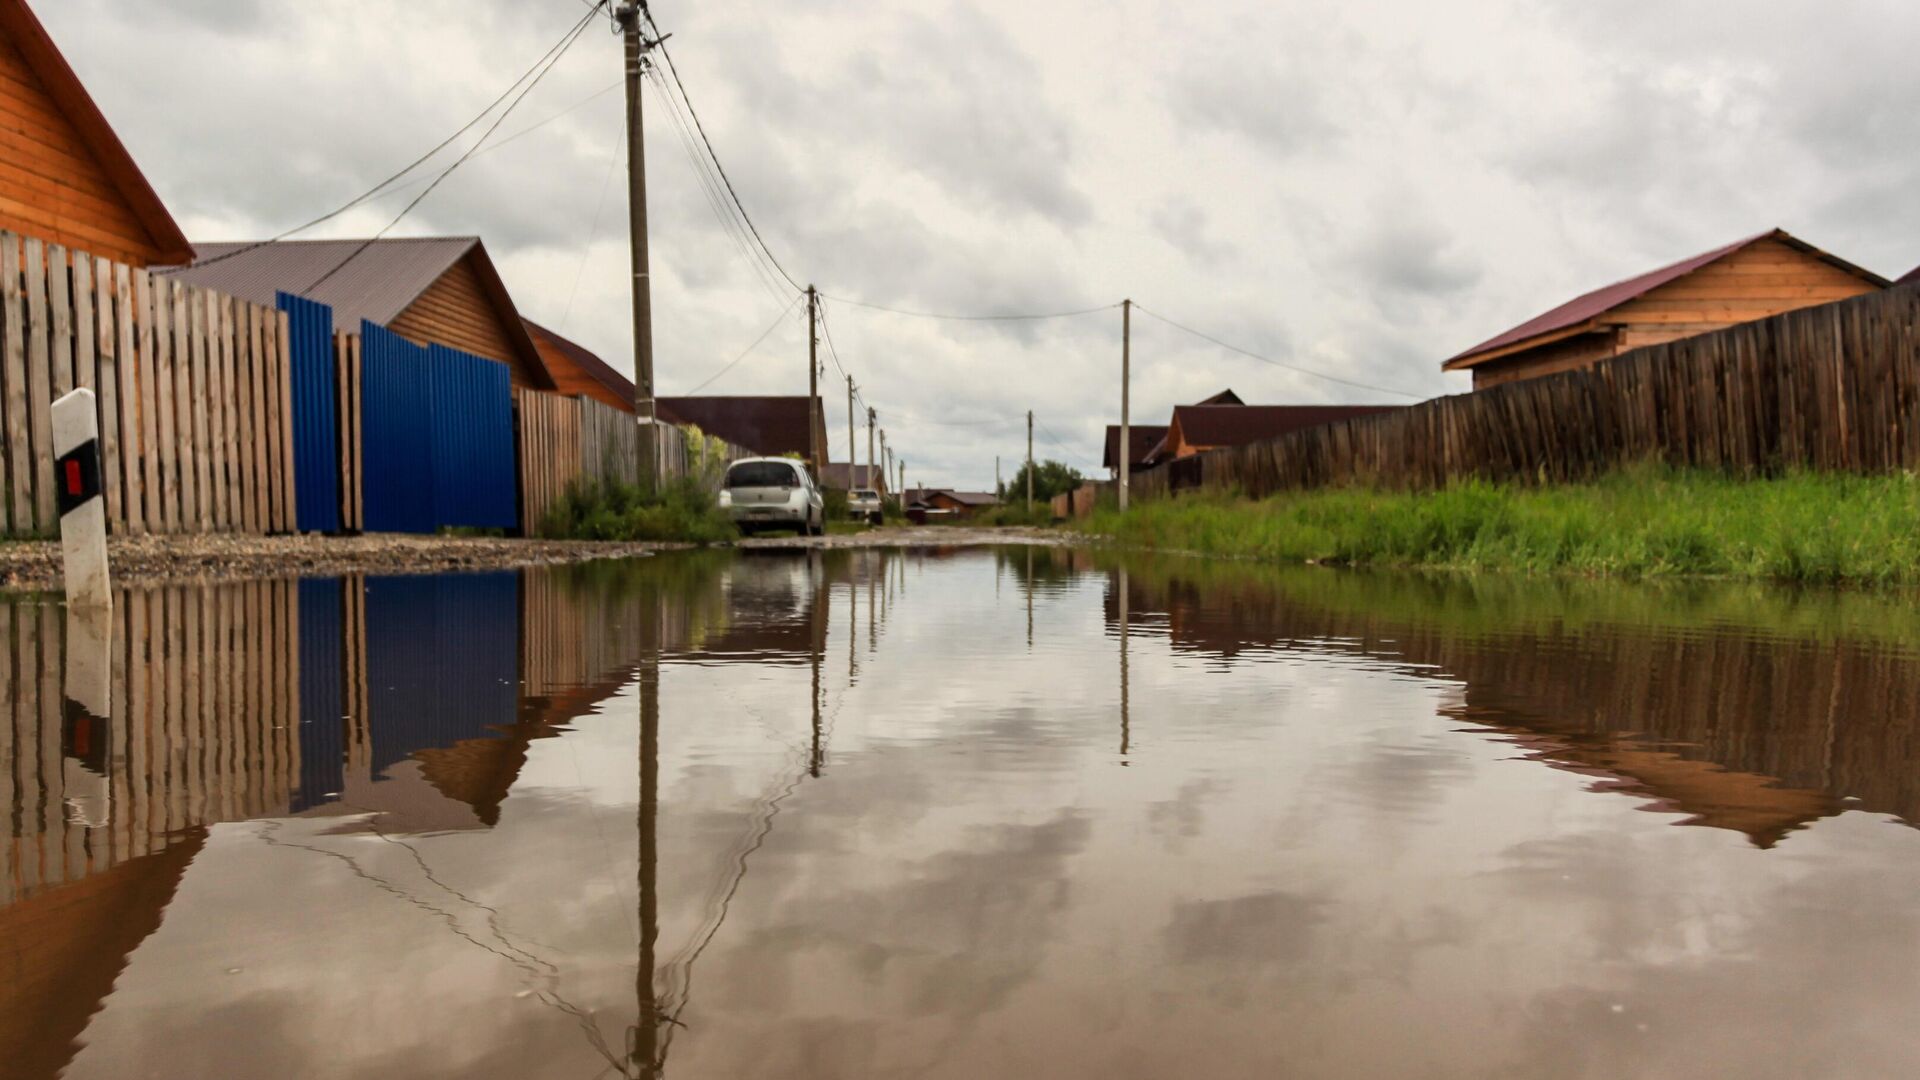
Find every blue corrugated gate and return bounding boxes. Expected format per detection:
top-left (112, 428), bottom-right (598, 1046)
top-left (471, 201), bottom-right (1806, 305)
top-left (277, 292), bottom-right (341, 533)
top-left (429, 345), bottom-right (517, 529)
top-left (359, 320), bottom-right (515, 534)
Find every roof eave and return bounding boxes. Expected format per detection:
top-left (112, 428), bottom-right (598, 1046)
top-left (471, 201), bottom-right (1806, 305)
top-left (1442, 320), bottom-right (1605, 371)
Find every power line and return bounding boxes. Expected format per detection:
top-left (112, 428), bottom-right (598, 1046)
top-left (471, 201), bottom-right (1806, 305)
top-left (642, 9), bottom-right (803, 292)
top-left (682, 293), bottom-right (805, 394)
top-left (307, 5), bottom-right (601, 292)
top-left (1132, 303), bottom-right (1426, 400)
top-left (821, 294), bottom-right (1121, 322)
top-left (558, 122), bottom-right (624, 333)
top-left (192, 4), bottom-right (609, 270)
top-left (1035, 419), bottom-right (1097, 470)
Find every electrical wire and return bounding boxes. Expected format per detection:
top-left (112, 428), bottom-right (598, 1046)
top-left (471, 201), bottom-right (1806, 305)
top-left (820, 294), bottom-right (1121, 322)
top-left (682, 293), bottom-right (805, 394)
top-left (557, 122), bottom-right (625, 333)
top-left (1131, 303), bottom-right (1426, 400)
top-left (192, 3), bottom-right (610, 270)
top-left (305, 5), bottom-right (602, 292)
top-left (1035, 419), bottom-right (1097, 470)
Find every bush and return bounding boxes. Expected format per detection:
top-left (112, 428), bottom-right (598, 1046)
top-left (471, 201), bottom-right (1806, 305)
top-left (539, 476), bottom-right (736, 544)
top-left (975, 503), bottom-right (1055, 527)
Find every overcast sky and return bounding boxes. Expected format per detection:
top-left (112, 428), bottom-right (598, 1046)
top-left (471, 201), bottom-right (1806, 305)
top-left (41, 0), bottom-right (1920, 490)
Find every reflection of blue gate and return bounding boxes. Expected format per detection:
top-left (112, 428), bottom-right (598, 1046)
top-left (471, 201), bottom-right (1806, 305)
top-left (277, 293), bottom-right (341, 533)
top-left (360, 321), bottom-right (515, 533)
top-left (294, 577), bottom-right (345, 813)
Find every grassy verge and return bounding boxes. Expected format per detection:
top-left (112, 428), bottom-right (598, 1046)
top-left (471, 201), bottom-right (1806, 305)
top-left (1078, 466), bottom-right (1920, 586)
top-left (539, 476), bottom-right (736, 544)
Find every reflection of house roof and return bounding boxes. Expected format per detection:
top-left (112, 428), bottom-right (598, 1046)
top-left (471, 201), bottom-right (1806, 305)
top-left (0, 828), bottom-right (206, 1079)
top-left (1446, 229), bottom-right (1889, 369)
top-left (655, 396), bottom-right (827, 460)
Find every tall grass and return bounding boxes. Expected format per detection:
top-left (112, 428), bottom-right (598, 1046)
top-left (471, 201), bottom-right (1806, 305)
top-left (1079, 466), bottom-right (1920, 586)
top-left (539, 476), bottom-right (736, 544)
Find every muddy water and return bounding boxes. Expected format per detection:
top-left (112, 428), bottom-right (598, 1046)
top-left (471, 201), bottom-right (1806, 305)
top-left (5, 549), bottom-right (1920, 1078)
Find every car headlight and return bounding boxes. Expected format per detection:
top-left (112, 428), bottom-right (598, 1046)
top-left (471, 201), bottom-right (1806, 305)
top-left (718, 490), bottom-right (732, 508)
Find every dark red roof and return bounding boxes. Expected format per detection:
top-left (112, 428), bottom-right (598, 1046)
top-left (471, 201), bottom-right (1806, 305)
top-left (1898, 265), bottom-right (1920, 287)
top-left (0, 0), bottom-right (192, 264)
top-left (524, 320), bottom-right (635, 411)
top-left (819, 463), bottom-right (885, 490)
top-left (1446, 229), bottom-right (1889, 368)
top-left (655, 396), bottom-right (828, 461)
top-left (1104, 425), bottom-right (1168, 470)
top-left (1195, 388), bottom-right (1244, 405)
top-left (1156, 404), bottom-right (1402, 460)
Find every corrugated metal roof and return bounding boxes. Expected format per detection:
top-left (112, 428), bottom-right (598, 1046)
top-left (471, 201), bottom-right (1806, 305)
top-left (655, 396), bottom-right (827, 461)
top-left (167, 237), bottom-right (480, 329)
top-left (1446, 229), bottom-right (1889, 368)
top-left (1155, 404), bottom-right (1402, 460)
top-left (1103, 425), bottom-right (1167, 470)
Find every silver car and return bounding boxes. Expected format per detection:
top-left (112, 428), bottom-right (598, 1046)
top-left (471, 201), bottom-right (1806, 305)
top-left (719, 458), bottom-right (825, 536)
top-left (847, 487), bottom-right (883, 525)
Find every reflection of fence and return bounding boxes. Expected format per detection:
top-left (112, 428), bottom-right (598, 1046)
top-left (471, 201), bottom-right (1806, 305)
top-left (0, 231), bottom-right (298, 538)
top-left (1145, 285), bottom-right (1920, 499)
top-left (515, 387), bottom-right (751, 534)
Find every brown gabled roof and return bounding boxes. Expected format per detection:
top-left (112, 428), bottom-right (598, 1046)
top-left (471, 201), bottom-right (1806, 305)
top-left (819, 463), bottom-right (885, 490)
top-left (0, 0), bottom-right (192, 264)
top-left (1445, 229), bottom-right (1889, 370)
top-left (655, 396), bottom-right (828, 461)
top-left (933, 489), bottom-right (1000, 507)
top-left (168, 237), bottom-right (554, 386)
top-left (1195, 388), bottom-right (1244, 405)
top-left (1151, 404), bottom-right (1402, 461)
top-left (524, 319), bottom-right (636, 411)
top-left (1103, 425), bottom-right (1168, 470)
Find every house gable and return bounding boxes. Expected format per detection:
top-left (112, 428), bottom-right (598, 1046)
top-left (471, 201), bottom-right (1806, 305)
top-left (389, 253), bottom-right (547, 388)
top-left (0, 2), bottom-right (190, 265)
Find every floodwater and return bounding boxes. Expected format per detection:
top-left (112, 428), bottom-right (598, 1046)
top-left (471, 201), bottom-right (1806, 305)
top-left (5, 550), bottom-right (1920, 1078)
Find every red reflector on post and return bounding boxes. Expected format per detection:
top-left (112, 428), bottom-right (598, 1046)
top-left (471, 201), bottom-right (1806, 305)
top-left (65, 459), bottom-right (82, 496)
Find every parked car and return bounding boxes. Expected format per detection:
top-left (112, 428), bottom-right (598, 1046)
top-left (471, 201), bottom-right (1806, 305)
top-left (719, 458), bottom-right (825, 536)
top-left (847, 488), bottom-right (883, 525)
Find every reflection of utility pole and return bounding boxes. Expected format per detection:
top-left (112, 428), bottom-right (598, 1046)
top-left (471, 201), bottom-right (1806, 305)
top-left (810, 558), bottom-right (825, 778)
top-left (1119, 565), bottom-right (1131, 761)
top-left (1025, 545), bottom-right (1034, 650)
top-left (630, 634), bottom-right (662, 1077)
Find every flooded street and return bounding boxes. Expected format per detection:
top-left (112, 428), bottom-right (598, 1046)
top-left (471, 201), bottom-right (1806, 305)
top-left (6, 549), bottom-right (1920, 1078)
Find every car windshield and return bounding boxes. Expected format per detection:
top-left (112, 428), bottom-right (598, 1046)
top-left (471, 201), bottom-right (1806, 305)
top-left (726, 461), bottom-right (799, 489)
top-left (851, 489), bottom-right (878, 499)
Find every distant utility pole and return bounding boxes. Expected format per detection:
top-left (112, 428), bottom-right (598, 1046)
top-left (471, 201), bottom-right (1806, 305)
top-left (846, 375), bottom-right (856, 482)
top-left (867, 407), bottom-right (877, 489)
top-left (1026, 410), bottom-right (1034, 511)
top-left (807, 285), bottom-right (821, 474)
top-left (617, 2), bottom-right (659, 489)
top-left (1119, 298), bottom-right (1132, 512)
top-left (996, 455), bottom-right (1001, 496)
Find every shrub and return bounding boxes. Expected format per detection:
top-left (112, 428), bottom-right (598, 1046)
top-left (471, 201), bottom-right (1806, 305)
top-left (539, 476), bottom-right (736, 544)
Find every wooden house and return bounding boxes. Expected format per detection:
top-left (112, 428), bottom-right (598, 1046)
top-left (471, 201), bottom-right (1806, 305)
top-left (169, 237), bottom-right (557, 389)
top-left (819, 463), bottom-right (886, 494)
top-left (524, 320), bottom-right (637, 413)
top-left (0, 0), bottom-right (191, 265)
top-left (1146, 404), bottom-right (1401, 464)
top-left (1444, 230), bottom-right (1887, 390)
top-left (1104, 390), bottom-right (1242, 476)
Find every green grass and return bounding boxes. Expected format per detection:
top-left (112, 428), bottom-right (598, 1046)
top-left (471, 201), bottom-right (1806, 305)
top-left (538, 476), bottom-right (737, 544)
top-left (1078, 465), bottom-right (1920, 586)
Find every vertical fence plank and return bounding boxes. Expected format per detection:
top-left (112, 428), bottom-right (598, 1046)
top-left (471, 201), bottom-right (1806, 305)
top-left (209, 292), bottom-right (232, 530)
top-left (248, 305), bottom-right (270, 532)
top-left (48, 242), bottom-right (71, 398)
top-left (235, 304), bottom-right (259, 534)
top-left (1, 233), bottom-right (27, 533)
top-left (187, 286), bottom-right (212, 532)
top-left (24, 237), bottom-right (54, 532)
top-left (93, 256), bottom-right (123, 529)
top-left (72, 250), bottom-right (94, 393)
top-left (151, 274), bottom-right (178, 532)
top-left (276, 310), bottom-right (297, 531)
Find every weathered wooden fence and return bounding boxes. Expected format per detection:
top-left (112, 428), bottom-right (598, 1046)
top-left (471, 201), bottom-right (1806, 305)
top-left (1152, 282), bottom-right (1920, 498)
top-left (515, 388), bottom-right (751, 535)
top-left (0, 232), bottom-right (297, 537)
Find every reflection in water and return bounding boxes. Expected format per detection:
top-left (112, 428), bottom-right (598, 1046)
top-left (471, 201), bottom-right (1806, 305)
top-left (5, 549), bottom-right (1920, 1077)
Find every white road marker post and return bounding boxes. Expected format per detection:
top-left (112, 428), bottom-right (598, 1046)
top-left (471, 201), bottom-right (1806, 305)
top-left (52, 388), bottom-right (111, 611)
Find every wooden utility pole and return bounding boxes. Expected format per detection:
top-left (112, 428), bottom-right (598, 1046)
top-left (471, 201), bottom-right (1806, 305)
top-left (807, 286), bottom-right (821, 473)
top-left (996, 455), bottom-right (1001, 497)
top-left (1119, 298), bottom-right (1131, 512)
top-left (617, 3), bottom-right (658, 490)
top-left (1026, 410), bottom-right (1034, 511)
top-left (846, 375), bottom-right (856, 482)
top-left (867, 407), bottom-right (877, 490)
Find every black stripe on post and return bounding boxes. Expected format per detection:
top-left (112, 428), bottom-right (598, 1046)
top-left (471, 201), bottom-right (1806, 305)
top-left (55, 437), bottom-right (102, 516)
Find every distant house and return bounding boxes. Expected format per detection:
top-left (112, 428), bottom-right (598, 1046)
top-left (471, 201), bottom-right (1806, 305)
top-left (1146, 404), bottom-right (1401, 464)
top-left (819, 463), bottom-right (886, 493)
top-left (1104, 390), bottom-right (1242, 477)
top-left (1444, 230), bottom-right (1887, 390)
top-left (654, 396), bottom-right (829, 463)
top-left (0, 0), bottom-right (192, 265)
top-left (169, 237), bottom-right (556, 389)
top-left (906, 488), bottom-right (999, 518)
top-left (523, 321), bottom-right (635, 413)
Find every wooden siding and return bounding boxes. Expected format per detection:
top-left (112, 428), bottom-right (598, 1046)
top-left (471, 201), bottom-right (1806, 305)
top-left (0, 32), bottom-right (162, 267)
top-left (387, 255), bottom-right (533, 385)
top-left (1472, 238), bottom-right (1881, 389)
top-left (532, 333), bottom-right (631, 411)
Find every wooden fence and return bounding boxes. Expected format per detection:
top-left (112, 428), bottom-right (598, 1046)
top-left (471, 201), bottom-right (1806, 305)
top-left (515, 388), bottom-right (752, 535)
top-left (1145, 283), bottom-right (1920, 498)
top-left (0, 231), bottom-right (297, 538)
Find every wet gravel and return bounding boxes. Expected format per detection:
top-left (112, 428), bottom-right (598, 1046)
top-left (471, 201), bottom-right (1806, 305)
top-left (0, 526), bottom-right (1071, 592)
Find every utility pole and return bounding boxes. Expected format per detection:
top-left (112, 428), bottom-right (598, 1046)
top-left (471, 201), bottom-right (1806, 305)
top-left (617, 2), bottom-right (659, 490)
top-left (807, 286), bottom-right (821, 474)
top-left (996, 455), bottom-right (1001, 497)
top-left (1120, 298), bottom-right (1131, 512)
top-left (846, 375), bottom-right (856, 483)
top-left (1026, 410), bottom-right (1034, 512)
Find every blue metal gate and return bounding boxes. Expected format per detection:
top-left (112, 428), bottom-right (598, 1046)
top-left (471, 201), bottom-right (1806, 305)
top-left (277, 292), bottom-right (341, 533)
top-left (359, 320), bottom-right (516, 533)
